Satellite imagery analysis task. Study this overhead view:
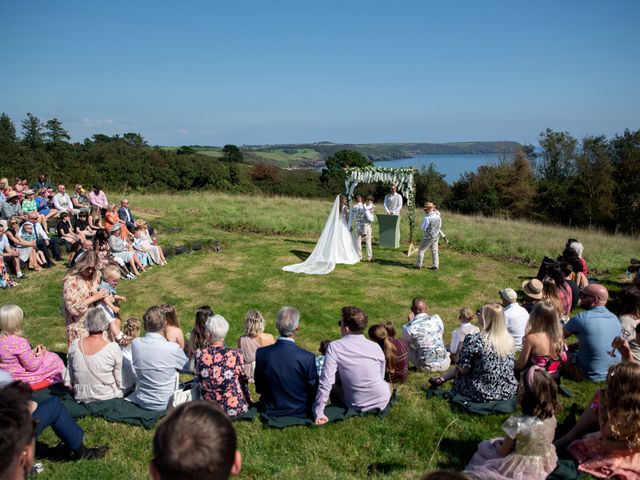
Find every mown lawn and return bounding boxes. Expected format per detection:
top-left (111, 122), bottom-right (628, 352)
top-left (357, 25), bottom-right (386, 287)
top-left (3, 192), bottom-right (628, 479)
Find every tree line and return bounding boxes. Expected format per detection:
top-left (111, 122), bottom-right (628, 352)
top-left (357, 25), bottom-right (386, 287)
top-left (1, 113), bottom-right (638, 233)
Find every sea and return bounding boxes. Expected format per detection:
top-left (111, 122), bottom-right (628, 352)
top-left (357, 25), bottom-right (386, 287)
top-left (373, 153), bottom-right (507, 184)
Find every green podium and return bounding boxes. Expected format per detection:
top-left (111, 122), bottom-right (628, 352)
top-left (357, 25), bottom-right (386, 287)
top-left (377, 214), bottom-right (401, 248)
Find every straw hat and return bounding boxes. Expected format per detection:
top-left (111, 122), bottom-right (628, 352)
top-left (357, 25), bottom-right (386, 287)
top-left (521, 279), bottom-right (543, 300)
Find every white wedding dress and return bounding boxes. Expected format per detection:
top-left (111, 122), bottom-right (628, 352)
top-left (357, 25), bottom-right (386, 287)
top-left (283, 196), bottom-right (360, 275)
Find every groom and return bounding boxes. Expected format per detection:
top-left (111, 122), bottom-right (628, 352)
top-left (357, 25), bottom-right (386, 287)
top-left (348, 195), bottom-right (373, 262)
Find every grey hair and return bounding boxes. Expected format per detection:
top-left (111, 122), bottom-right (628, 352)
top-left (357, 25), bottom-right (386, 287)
top-left (205, 314), bottom-right (229, 342)
top-left (276, 306), bottom-right (299, 337)
top-left (83, 307), bottom-right (110, 333)
top-left (569, 241), bottom-right (584, 257)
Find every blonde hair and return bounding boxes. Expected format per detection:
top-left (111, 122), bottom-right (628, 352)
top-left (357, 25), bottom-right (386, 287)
top-left (526, 301), bottom-right (565, 359)
top-left (102, 265), bottom-right (120, 281)
top-left (0, 304), bottom-right (24, 337)
top-left (542, 278), bottom-right (564, 319)
top-left (160, 304), bottom-right (181, 328)
top-left (480, 302), bottom-right (514, 358)
top-left (243, 309), bottom-right (265, 337)
top-left (600, 362), bottom-right (640, 448)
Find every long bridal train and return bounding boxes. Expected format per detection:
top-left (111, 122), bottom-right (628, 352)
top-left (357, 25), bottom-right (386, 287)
top-left (282, 195), bottom-right (360, 275)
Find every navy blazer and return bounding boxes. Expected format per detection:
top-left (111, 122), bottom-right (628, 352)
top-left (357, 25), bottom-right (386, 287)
top-left (118, 207), bottom-right (135, 223)
top-left (255, 338), bottom-right (318, 418)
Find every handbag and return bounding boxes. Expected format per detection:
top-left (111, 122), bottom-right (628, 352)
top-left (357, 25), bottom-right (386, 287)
top-left (171, 374), bottom-right (201, 407)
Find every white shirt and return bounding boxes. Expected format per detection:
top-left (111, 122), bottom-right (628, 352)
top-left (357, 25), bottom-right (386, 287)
top-left (0, 234), bottom-right (11, 252)
top-left (450, 322), bottom-right (481, 354)
top-left (348, 203), bottom-right (373, 229)
top-left (504, 302), bottom-right (530, 351)
top-left (384, 192), bottom-right (403, 215)
top-left (19, 222), bottom-right (49, 241)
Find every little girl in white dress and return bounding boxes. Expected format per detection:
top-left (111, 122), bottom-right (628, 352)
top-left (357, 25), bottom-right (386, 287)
top-left (464, 366), bottom-right (559, 480)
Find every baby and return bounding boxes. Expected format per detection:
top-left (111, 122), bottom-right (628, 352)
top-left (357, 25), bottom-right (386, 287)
top-left (449, 307), bottom-right (480, 363)
top-left (98, 265), bottom-right (127, 341)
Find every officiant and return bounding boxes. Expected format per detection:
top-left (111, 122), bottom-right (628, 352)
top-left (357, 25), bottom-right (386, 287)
top-left (383, 185), bottom-right (403, 215)
top-left (378, 185), bottom-right (403, 248)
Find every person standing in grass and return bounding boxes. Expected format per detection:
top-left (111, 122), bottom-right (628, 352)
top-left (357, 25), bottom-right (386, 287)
top-left (414, 202), bottom-right (441, 270)
top-left (383, 184), bottom-right (403, 215)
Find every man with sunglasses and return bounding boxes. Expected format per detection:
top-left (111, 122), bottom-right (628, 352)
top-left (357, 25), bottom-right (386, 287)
top-left (562, 284), bottom-right (620, 381)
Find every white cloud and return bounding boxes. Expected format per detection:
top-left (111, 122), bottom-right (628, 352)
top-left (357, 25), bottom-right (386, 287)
top-left (178, 128), bottom-right (190, 135)
top-left (80, 118), bottom-right (114, 127)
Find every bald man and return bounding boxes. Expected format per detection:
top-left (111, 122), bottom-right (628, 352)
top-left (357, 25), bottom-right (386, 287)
top-left (562, 284), bottom-right (620, 381)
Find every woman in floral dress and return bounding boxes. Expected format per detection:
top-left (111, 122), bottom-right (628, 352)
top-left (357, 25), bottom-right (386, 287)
top-left (195, 314), bottom-right (251, 417)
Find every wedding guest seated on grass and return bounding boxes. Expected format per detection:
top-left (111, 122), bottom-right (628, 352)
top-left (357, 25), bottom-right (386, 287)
top-left (499, 288), bottom-right (529, 351)
top-left (0, 379), bottom-right (107, 480)
top-left (150, 401), bottom-right (242, 480)
top-left (237, 309), bottom-right (276, 382)
top-left (67, 307), bottom-right (123, 402)
top-left (0, 304), bottom-right (65, 388)
top-left (429, 303), bottom-right (518, 403)
top-left (566, 362), bottom-right (640, 479)
top-left (160, 304), bottom-right (185, 349)
top-left (514, 301), bottom-right (567, 378)
top-left (368, 322), bottom-right (408, 384)
top-left (562, 284), bottom-right (620, 382)
top-left (120, 317), bottom-right (141, 393)
top-left (449, 307), bottom-right (480, 364)
top-left (186, 305), bottom-right (213, 367)
top-left (618, 285), bottom-right (640, 363)
top-left (127, 306), bottom-right (189, 411)
top-left (402, 297), bottom-right (450, 372)
top-left (134, 219), bottom-right (167, 265)
top-left (255, 306), bottom-right (318, 419)
top-left (195, 314), bottom-right (251, 418)
top-left (314, 306), bottom-right (391, 425)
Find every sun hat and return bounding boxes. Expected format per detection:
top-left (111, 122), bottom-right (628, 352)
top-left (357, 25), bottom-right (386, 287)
top-left (521, 278), bottom-right (543, 300)
top-left (6, 190), bottom-right (19, 199)
top-left (110, 223), bottom-right (122, 232)
top-left (499, 288), bottom-right (518, 302)
top-left (24, 189), bottom-right (35, 195)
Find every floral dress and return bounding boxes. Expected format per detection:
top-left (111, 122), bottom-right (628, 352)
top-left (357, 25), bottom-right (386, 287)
top-left (195, 345), bottom-right (251, 417)
top-left (62, 274), bottom-right (100, 344)
top-left (452, 333), bottom-right (518, 402)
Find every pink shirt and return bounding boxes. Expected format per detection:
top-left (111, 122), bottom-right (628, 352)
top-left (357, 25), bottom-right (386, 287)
top-left (0, 335), bottom-right (64, 386)
top-left (89, 190), bottom-right (109, 208)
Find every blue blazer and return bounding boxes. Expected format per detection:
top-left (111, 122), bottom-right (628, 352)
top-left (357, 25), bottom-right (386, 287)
top-left (255, 338), bottom-right (318, 418)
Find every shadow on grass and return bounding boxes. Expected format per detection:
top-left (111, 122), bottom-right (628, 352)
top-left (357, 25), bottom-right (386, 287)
top-left (289, 249), bottom-right (312, 261)
top-left (373, 258), bottom-right (414, 268)
top-left (284, 239), bottom-right (318, 246)
top-left (436, 437), bottom-right (479, 470)
top-left (366, 461), bottom-right (407, 475)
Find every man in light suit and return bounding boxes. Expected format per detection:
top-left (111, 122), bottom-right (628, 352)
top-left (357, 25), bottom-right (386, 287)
top-left (254, 306), bottom-right (318, 419)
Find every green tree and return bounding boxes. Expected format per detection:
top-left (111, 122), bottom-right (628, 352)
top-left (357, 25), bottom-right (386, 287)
top-left (414, 163), bottom-right (449, 207)
top-left (535, 128), bottom-right (577, 223)
top-left (320, 149), bottom-right (372, 183)
top-left (122, 132), bottom-right (147, 147)
top-left (44, 118), bottom-right (70, 144)
top-left (176, 145), bottom-right (196, 155)
top-left (21, 112), bottom-right (44, 150)
top-left (570, 136), bottom-right (615, 227)
top-left (610, 129), bottom-right (640, 233)
top-left (0, 112), bottom-right (17, 144)
top-left (222, 144), bottom-right (244, 163)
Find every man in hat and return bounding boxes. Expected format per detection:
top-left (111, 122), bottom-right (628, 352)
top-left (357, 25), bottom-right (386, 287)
top-left (500, 288), bottom-right (529, 351)
top-left (21, 212), bottom-right (62, 265)
top-left (384, 184), bottom-right (403, 215)
top-left (0, 191), bottom-right (26, 221)
top-left (521, 278), bottom-right (544, 312)
top-left (414, 202), bottom-right (441, 270)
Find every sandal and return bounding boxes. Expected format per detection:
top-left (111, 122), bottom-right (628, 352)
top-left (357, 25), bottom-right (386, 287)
top-left (428, 376), bottom-right (445, 387)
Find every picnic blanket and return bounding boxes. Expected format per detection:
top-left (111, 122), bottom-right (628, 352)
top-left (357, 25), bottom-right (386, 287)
top-left (31, 385), bottom-right (165, 428)
top-left (260, 391), bottom-right (398, 429)
top-left (426, 388), bottom-right (517, 415)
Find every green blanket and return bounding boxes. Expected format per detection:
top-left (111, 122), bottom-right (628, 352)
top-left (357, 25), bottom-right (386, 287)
top-left (260, 391), bottom-right (397, 429)
top-left (426, 388), bottom-right (517, 415)
top-left (32, 386), bottom-right (165, 429)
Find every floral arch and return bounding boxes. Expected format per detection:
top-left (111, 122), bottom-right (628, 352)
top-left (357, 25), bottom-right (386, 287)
top-left (343, 166), bottom-right (416, 244)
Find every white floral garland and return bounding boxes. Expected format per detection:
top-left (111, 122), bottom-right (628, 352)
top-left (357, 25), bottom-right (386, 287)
top-left (343, 167), bottom-right (416, 243)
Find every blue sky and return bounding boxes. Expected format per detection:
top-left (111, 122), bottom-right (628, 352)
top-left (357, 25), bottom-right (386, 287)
top-left (1, 1), bottom-right (639, 146)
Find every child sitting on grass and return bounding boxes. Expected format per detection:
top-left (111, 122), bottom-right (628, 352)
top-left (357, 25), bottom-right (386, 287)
top-left (464, 366), bottom-right (559, 480)
top-left (120, 317), bottom-right (141, 393)
top-left (161, 304), bottom-right (185, 349)
top-left (449, 307), bottom-right (479, 364)
top-left (567, 362), bottom-right (640, 479)
top-left (316, 339), bottom-right (331, 377)
top-left (98, 265), bottom-right (127, 342)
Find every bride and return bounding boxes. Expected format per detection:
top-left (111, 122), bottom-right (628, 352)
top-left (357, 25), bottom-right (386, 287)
top-left (283, 195), bottom-right (360, 275)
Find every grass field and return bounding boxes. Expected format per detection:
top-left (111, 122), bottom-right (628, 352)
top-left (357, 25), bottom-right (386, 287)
top-left (4, 192), bottom-right (633, 479)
